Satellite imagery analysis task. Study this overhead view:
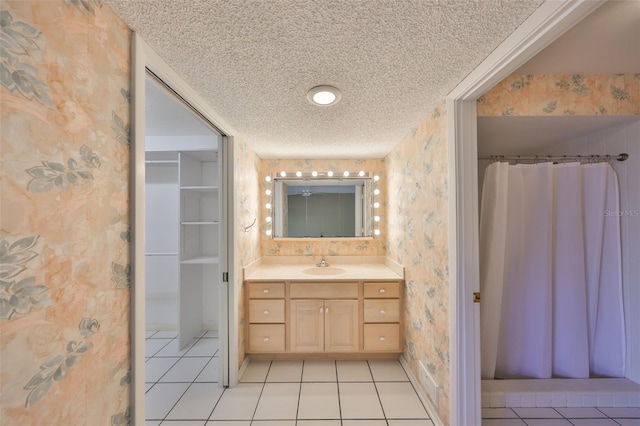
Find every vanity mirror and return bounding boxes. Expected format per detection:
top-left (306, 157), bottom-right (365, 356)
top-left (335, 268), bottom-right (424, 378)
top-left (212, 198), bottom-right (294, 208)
top-left (264, 171), bottom-right (381, 238)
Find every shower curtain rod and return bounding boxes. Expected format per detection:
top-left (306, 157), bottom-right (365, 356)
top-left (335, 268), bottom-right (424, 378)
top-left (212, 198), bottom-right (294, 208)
top-left (479, 153), bottom-right (629, 163)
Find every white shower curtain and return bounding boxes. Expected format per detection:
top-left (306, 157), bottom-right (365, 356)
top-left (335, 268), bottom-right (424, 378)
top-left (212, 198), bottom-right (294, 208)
top-left (480, 162), bottom-right (625, 379)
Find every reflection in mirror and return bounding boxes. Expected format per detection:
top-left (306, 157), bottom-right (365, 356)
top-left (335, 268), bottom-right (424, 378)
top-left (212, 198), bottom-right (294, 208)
top-left (264, 172), bottom-right (380, 238)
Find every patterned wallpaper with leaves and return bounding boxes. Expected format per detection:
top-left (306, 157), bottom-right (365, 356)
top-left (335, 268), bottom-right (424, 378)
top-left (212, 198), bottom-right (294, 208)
top-left (234, 138), bottom-right (261, 368)
top-left (385, 103), bottom-right (450, 425)
top-left (478, 73), bottom-right (640, 117)
top-left (0, 1), bottom-right (131, 424)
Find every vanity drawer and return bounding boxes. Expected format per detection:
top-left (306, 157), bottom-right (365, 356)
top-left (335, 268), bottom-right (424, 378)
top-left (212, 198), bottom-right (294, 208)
top-left (364, 299), bottom-right (400, 323)
top-left (248, 282), bottom-right (285, 299)
top-left (249, 299), bottom-right (285, 323)
top-left (364, 282), bottom-right (400, 298)
top-left (363, 324), bottom-right (400, 352)
top-left (290, 282), bottom-right (358, 299)
top-left (249, 324), bottom-right (285, 352)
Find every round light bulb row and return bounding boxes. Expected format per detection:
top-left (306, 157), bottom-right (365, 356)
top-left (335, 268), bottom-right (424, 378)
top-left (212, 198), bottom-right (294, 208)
top-left (274, 170), bottom-right (375, 179)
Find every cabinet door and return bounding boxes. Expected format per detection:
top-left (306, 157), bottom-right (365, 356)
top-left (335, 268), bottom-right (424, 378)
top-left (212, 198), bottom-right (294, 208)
top-left (290, 300), bottom-right (324, 352)
top-left (325, 300), bottom-right (359, 352)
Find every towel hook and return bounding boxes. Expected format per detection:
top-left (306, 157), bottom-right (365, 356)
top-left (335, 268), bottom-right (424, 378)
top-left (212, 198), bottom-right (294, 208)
top-left (243, 218), bottom-right (257, 233)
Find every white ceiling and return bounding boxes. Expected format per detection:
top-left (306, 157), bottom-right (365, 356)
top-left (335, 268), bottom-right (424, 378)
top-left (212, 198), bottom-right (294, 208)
top-left (105, 0), bottom-right (545, 158)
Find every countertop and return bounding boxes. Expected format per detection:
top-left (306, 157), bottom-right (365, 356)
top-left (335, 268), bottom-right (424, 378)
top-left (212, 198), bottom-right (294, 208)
top-left (243, 256), bottom-right (404, 282)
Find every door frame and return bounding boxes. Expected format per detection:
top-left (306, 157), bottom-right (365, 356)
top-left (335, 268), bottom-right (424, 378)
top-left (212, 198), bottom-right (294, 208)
top-left (446, 1), bottom-right (605, 424)
top-left (131, 33), bottom-right (238, 426)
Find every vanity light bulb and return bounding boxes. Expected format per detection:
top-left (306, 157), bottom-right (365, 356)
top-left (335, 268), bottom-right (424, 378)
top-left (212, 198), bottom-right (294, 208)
top-left (374, 189), bottom-right (380, 195)
top-left (373, 175), bottom-right (380, 182)
top-left (296, 171), bottom-right (302, 177)
top-left (265, 175), bottom-right (272, 182)
top-left (280, 171), bottom-right (287, 177)
top-left (358, 170), bottom-right (365, 177)
top-left (266, 216), bottom-right (272, 223)
top-left (266, 229), bottom-right (272, 236)
top-left (266, 203), bottom-right (272, 209)
top-left (327, 171), bottom-right (334, 177)
top-left (265, 189), bottom-right (272, 196)
top-left (374, 215), bottom-right (381, 222)
top-left (343, 171), bottom-right (350, 177)
top-left (312, 171), bottom-right (318, 177)
top-left (374, 229), bottom-right (381, 236)
top-left (374, 202), bottom-right (380, 209)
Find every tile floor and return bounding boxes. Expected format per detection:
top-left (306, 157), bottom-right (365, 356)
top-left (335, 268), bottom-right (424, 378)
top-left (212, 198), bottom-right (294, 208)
top-left (145, 332), bottom-right (640, 426)
top-left (145, 332), bottom-right (433, 425)
top-left (482, 406), bottom-right (640, 426)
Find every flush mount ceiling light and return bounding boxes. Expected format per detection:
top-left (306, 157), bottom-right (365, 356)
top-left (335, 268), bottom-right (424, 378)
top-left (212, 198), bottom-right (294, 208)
top-left (307, 85), bottom-right (342, 107)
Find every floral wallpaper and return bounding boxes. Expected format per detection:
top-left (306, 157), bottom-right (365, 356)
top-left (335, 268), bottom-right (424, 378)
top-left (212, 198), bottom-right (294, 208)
top-left (234, 137), bottom-right (261, 368)
top-left (478, 73), bottom-right (640, 117)
top-left (385, 102), bottom-right (450, 424)
top-left (0, 1), bottom-right (131, 424)
top-left (260, 158), bottom-right (386, 256)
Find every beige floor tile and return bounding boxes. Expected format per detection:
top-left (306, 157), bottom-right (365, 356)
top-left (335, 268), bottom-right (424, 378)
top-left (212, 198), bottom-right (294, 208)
top-left (206, 422), bottom-right (250, 426)
top-left (161, 357), bottom-right (209, 383)
top-left (166, 383), bottom-right (224, 420)
top-left (520, 420), bottom-right (572, 426)
top-left (567, 419), bottom-right (620, 426)
top-left (160, 421), bottom-right (206, 425)
top-left (295, 421), bottom-right (341, 426)
top-left (513, 407), bottom-right (561, 418)
top-left (145, 382), bottom-right (190, 420)
top-left (481, 420), bottom-right (527, 426)
top-left (482, 408), bottom-right (518, 419)
top-left (342, 420), bottom-right (387, 426)
top-left (240, 360), bottom-right (271, 382)
top-left (599, 407), bottom-right (640, 418)
top-left (302, 360), bottom-right (337, 382)
top-left (376, 382), bottom-right (428, 419)
top-left (250, 421), bottom-right (296, 425)
top-left (336, 361), bottom-right (372, 382)
top-left (338, 382), bottom-right (384, 419)
top-left (555, 407), bottom-right (606, 418)
top-left (265, 360), bottom-right (303, 382)
top-left (253, 383), bottom-right (300, 420)
top-left (209, 383), bottom-right (263, 420)
top-left (297, 382), bottom-right (340, 419)
top-left (387, 421), bottom-right (435, 426)
top-left (368, 360), bottom-right (408, 381)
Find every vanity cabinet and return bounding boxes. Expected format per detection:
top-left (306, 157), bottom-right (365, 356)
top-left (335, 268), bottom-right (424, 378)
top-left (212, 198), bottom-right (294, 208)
top-left (245, 280), bottom-right (402, 356)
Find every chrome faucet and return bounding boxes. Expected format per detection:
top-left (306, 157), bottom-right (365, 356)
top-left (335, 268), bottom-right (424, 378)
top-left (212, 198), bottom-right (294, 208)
top-left (316, 256), bottom-right (330, 267)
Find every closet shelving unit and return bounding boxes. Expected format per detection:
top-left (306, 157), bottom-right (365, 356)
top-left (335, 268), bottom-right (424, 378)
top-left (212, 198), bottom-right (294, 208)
top-left (145, 145), bottom-right (220, 348)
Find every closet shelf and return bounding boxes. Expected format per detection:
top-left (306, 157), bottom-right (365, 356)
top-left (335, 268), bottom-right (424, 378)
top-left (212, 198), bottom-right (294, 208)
top-left (180, 186), bottom-right (219, 192)
top-left (145, 160), bottom-right (179, 165)
top-left (181, 255), bottom-right (219, 265)
top-left (181, 221), bottom-right (219, 225)
top-left (145, 252), bottom-right (179, 256)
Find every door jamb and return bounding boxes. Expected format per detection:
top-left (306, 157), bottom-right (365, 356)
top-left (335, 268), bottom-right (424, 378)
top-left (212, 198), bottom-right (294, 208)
top-left (130, 33), bottom-right (238, 426)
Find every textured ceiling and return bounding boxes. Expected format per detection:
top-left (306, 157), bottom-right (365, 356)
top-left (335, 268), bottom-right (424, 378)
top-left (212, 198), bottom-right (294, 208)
top-left (105, 0), bottom-right (545, 158)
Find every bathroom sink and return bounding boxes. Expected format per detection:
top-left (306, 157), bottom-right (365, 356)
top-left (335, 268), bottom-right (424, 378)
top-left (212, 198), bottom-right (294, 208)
top-left (302, 267), bottom-right (346, 276)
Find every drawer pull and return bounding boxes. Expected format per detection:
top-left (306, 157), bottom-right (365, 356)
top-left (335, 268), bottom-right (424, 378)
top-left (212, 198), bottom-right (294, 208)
top-left (263, 310), bottom-right (270, 315)
top-left (379, 310), bottom-right (386, 314)
top-left (379, 336), bottom-right (386, 341)
top-left (379, 288), bottom-right (386, 294)
top-left (263, 337), bottom-right (270, 342)
top-left (263, 289), bottom-right (270, 294)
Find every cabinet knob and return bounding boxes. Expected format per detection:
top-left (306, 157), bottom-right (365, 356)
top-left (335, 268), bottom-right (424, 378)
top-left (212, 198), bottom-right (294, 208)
top-left (263, 310), bottom-right (270, 315)
top-left (379, 288), bottom-right (386, 294)
top-left (263, 337), bottom-right (270, 342)
top-left (379, 336), bottom-right (386, 341)
top-left (263, 289), bottom-right (269, 294)
top-left (380, 310), bottom-right (386, 315)
top-left (319, 307), bottom-right (324, 313)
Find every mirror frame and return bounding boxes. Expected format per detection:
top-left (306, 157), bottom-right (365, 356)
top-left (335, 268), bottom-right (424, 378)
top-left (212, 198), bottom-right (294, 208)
top-left (263, 171), bottom-right (382, 239)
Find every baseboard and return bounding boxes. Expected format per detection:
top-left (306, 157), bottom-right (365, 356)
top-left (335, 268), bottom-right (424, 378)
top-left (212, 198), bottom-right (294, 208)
top-left (237, 355), bottom-right (250, 382)
top-left (400, 355), bottom-right (444, 426)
